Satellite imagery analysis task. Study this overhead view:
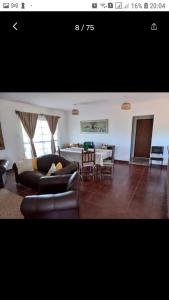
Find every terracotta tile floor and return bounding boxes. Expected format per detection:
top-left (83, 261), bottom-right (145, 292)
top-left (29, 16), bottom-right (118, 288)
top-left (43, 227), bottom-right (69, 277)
top-left (6, 163), bottom-right (168, 219)
top-left (80, 163), bottom-right (168, 219)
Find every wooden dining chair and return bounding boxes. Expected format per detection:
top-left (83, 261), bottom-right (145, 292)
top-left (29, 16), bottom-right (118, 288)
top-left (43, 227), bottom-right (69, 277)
top-left (81, 149), bottom-right (96, 180)
top-left (100, 146), bottom-right (115, 178)
top-left (106, 145), bottom-right (115, 162)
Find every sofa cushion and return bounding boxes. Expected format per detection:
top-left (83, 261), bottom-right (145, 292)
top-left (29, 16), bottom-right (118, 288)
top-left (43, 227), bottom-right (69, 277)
top-left (18, 170), bottom-right (45, 189)
top-left (47, 163), bottom-right (57, 176)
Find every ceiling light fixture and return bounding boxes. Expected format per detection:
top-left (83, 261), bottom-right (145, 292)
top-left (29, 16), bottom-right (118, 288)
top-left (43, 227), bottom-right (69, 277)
top-left (72, 104), bottom-right (79, 115)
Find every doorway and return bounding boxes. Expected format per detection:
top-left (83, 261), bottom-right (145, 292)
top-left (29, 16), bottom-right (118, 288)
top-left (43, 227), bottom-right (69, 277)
top-left (130, 115), bottom-right (154, 165)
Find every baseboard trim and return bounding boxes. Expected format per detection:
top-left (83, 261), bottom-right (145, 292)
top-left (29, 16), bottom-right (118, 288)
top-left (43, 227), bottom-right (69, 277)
top-left (114, 160), bottom-right (167, 169)
top-left (114, 160), bottom-right (129, 164)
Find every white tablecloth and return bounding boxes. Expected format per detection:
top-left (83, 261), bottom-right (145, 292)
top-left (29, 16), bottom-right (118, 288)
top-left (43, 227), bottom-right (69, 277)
top-left (60, 148), bottom-right (112, 166)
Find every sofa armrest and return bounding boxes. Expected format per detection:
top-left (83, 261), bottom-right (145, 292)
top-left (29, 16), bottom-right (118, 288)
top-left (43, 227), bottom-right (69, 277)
top-left (39, 174), bottom-right (71, 194)
top-left (20, 191), bottom-right (79, 219)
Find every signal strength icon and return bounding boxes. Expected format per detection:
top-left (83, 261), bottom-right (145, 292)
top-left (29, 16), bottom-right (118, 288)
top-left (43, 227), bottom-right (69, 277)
top-left (124, 3), bottom-right (129, 9)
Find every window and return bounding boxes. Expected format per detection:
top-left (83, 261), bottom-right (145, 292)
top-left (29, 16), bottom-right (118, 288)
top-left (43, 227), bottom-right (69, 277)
top-left (21, 116), bottom-right (59, 158)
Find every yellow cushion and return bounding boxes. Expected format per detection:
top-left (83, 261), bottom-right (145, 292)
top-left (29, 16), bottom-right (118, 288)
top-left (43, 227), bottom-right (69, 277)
top-left (55, 162), bottom-right (63, 171)
top-left (32, 158), bottom-right (38, 170)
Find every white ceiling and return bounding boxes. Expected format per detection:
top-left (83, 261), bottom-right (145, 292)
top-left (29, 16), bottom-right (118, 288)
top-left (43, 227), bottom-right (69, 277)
top-left (0, 93), bottom-right (168, 111)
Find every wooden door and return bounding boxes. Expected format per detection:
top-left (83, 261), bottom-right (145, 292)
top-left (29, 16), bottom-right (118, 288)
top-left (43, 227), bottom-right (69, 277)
top-left (134, 119), bottom-right (153, 158)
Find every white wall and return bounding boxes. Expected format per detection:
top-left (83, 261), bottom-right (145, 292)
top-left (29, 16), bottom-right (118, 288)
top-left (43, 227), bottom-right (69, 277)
top-left (0, 99), bottom-right (68, 168)
top-left (67, 96), bottom-right (169, 165)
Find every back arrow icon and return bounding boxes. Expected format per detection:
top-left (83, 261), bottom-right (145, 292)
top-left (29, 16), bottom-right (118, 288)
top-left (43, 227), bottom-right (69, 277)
top-left (13, 22), bottom-right (18, 30)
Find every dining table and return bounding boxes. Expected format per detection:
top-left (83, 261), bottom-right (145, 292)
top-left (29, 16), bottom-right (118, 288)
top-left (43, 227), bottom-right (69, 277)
top-left (60, 147), bottom-right (112, 166)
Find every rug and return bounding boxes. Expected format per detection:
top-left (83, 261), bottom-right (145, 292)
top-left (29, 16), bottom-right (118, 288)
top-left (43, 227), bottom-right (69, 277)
top-left (0, 188), bottom-right (23, 219)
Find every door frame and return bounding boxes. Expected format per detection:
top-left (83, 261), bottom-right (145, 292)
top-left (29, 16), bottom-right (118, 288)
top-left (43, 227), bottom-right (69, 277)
top-left (130, 115), bottom-right (154, 161)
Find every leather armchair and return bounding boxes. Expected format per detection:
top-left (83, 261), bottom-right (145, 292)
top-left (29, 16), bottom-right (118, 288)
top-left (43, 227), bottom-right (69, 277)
top-left (20, 171), bottom-right (80, 219)
top-left (39, 174), bottom-right (73, 194)
top-left (13, 154), bottom-right (78, 191)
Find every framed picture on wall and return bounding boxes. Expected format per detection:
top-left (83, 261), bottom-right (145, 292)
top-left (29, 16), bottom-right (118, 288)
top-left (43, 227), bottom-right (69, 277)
top-left (80, 119), bottom-right (108, 133)
top-left (0, 123), bottom-right (5, 150)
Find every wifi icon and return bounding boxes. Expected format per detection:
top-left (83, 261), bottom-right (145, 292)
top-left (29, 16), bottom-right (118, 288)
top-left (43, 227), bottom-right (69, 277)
top-left (100, 3), bottom-right (107, 8)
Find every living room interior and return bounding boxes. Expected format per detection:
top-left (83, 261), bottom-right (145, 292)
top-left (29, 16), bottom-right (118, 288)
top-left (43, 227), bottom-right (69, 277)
top-left (0, 92), bottom-right (169, 219)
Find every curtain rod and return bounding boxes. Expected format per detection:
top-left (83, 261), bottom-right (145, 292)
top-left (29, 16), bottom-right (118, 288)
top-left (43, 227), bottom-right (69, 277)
top-left (15, 110), bottom-right (60, 118)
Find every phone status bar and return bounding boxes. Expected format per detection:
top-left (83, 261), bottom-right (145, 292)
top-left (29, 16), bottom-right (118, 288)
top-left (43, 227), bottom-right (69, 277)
top-left (0, 1), bottom-right (168, 11)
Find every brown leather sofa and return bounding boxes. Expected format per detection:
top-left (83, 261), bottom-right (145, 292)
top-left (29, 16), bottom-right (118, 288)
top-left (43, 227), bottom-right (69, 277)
top-left (0, 160), bottom-right (9, 188)
top-left (13, 154), bottom-right (78, 192)
top-left (20, 171), bottom-right (80, 219)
